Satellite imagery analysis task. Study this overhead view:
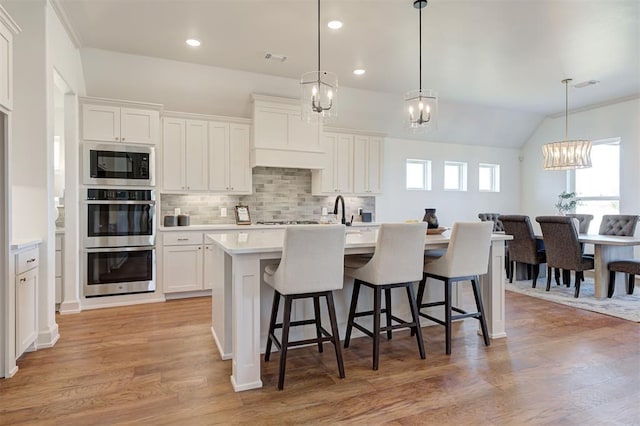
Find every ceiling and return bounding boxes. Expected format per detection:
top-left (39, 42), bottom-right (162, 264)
top-left (56, 0), bottom-right (639, 115)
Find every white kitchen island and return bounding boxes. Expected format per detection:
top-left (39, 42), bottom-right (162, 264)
top-left (207, 228), bottom-right (511, 392)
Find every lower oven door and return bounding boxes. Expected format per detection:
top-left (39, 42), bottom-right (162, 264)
top-left (84, 246), bottom-right (155, 297)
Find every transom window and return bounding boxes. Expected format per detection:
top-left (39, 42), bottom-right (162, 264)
top-left (406, 159), bottom-right (431, 190)
top-left (444, 161), bottom-right (467, 191)
top-left (479, 163), bottom-right (500, 192)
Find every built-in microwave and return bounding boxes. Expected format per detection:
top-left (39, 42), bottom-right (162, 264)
top-left (83, 143), bottom-right (155, 186)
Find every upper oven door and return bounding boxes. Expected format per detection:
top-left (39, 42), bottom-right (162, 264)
top-left (83, 143), bottom-right (155, 186)
top-left (83, 199), bottom-right (156, 248)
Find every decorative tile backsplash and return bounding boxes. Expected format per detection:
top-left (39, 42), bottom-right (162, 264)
top-left (160, 167), bottom-right (375, 224)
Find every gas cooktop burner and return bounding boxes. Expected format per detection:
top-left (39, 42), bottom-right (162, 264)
top-left (256, 220), bottom-right (320, 225)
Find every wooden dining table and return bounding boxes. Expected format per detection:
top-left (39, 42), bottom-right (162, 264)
top-left (206, 227), bottom-right (511, 392)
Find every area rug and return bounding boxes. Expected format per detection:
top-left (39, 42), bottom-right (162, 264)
top-left (506, 278), bottom-right (640, 322)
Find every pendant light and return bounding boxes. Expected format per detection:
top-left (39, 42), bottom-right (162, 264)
top-left (404, 0), bottom-right (437, 133)
top-left (542, 79), bottom-right (592, 170)
top-left (301, 0), bottom-right (337, 123)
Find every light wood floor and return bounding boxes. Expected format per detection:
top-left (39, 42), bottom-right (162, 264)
top-left (1, 291), bottom-right (638, 425)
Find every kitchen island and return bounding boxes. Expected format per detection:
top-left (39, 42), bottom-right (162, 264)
top-left (207, 228), bottom-right (511, 392)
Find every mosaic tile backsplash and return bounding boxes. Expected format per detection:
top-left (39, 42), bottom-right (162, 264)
top-left (160, 167), bottom-right (375, 224)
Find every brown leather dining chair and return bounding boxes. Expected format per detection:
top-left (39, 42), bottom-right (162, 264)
top-left (499, 215), bottom-right (546, 287)
top-left (536, 216), bottom-right (595, 298)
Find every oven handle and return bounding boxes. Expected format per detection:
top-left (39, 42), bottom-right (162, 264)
top-left (84, 246), bottom-right (155, 253)
top-left (83, 200), bottom-right (156, 205)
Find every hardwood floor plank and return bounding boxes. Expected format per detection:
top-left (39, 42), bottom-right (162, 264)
top-left (1, 294), bottom-right (638, 425)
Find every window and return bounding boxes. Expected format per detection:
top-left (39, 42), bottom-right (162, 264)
top-left (406, 159), bottom-right (431, 190)
top-left (444, 161), bottom-right (467, 191)
top-left (572, 138), bottom-right (620, 234)
top-left (479, 163), bottom-right (500, 192)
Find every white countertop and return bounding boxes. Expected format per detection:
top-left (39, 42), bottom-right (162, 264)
top-left (159, 222), bottom-right (380, 232)
top-left (10, 239), bottom-right (43, 251)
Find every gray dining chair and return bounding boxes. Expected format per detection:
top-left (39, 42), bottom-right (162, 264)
top-left (478, 213), bottom-right (504, 232)
top-left (565, 213), bottom-right (594, 234)
top-left (499, 215), bottom-right (546, 288)
top-left (536, 216), bottom-right (595, 298)
top-left (598, 215), bottom-right (639, 236)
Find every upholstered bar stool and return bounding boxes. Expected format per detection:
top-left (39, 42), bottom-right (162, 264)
top-left (343, 222), bottom-right (427, 370)
top-left (608, 260), bottom-right (639, 297)
top-left (417, 222), bottom-right (493, 355)
top-left (263, 224), bottom-right (346, 390)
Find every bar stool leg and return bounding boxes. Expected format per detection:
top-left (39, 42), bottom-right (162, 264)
top-left (344, 279), bottom-right (361, 348)
top-left (406, 283), bottom-right (425, 359)
top-left (471, 277), bottom-right (490, 346)
top-left (372, 286), bottom-right (382, 371)
top-left (313, 296), bottom-right (323, 353)
top-left (277, 296), bottom-right (293, 390)
top-left (384, 288), bottom-right (392, 340)
top-left (326, 292), bottom-right (345, 378)
top-left (444, 279), bottom-right (452, 355)
top-left (265, 290), bottom-right (281, 362)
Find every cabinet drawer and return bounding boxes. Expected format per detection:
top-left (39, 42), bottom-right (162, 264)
top-left (163, 232), bottom-right (203, 246)
top-left (16, 247), bottom-right (39, 274)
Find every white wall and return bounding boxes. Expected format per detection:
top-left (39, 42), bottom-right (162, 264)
top-left (79, 48), bottom-right (542, 149)
top-left (520, 97), bottom-right (640, 234)
top-left (376, 137), bottom-right (521, 224)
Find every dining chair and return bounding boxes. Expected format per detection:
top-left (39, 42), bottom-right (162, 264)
top-left (499, 215), bottom-right (546, 287)
top-left (343, 222), bottom-right (427, 370)
top-left (478, 213), bottom-right (504, 232)
top-left (598, 215), bottom-right (640, 236)
top-left (607, 260), bottom-right (639, 297)
top-left (536, 216), bottom-right (595, 298)
top-left (565, 213), bottom-right (594, 234)
top-left (263, 224), bottom-right (346, 390)
top-left (417, 221), bottom-right (493, 355)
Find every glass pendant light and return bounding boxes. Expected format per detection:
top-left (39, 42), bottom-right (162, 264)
top-left (404, 0), bottom-right (437, 133)
top-left (542, 79), bottom-right (592, 170)
top-left (301, 0), bottom-right (337, 123)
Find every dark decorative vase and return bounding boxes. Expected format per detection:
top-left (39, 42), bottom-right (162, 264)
top-left (423, 208), bottom-right (439, 229)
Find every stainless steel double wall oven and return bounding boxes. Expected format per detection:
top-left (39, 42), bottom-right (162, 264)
top-left (82, 144), bottom-right (157, 297)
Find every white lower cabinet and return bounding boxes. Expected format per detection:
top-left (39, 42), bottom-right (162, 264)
top-left (162, 232), bottom-right (213, 294)
top-left (15, 245), bottom-right (39, 358)
top-left (55, 234), bottom-right (63, 306)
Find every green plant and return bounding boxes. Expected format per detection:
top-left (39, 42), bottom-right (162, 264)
top-left (555, 191), bottom-right (577, 214)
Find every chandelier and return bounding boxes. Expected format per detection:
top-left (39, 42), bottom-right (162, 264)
top-left (300, 0), bottom-right (337, 123)
top-left (404, 0), bottom-right (437, 133)
top-left (542, 79), bottom-right (592, 170)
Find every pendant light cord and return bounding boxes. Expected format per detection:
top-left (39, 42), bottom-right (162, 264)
top-left (564, 79), bottom-right (569, 140)
top-left (317, 0), bottom-right (321, 79)
top-left (419, 4), bottom-right (422, 92)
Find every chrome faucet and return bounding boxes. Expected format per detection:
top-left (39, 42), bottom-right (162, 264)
top-left (333, 195), bottom-right (349, 225)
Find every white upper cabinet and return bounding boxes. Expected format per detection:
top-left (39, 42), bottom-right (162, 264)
top-left (312, 132), bottom-right (354, 195)
top-left (353, 136), bottom-right (383, 195)
top-left (0, 6), bottom-right (20, 111)
top-left (82, 101), bottom-right (160, 145)
top-left (162, 118), bottom-right (208, 191)
top-left (209, 121), bottom-right (251, 194)
top-left (251, 94), bottom-right (323, 169)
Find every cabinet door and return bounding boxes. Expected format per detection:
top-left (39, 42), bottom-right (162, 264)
top-left (0, 20), bottom-right (13, 109)
top-left (184, 120), bottom-right (209, 191)
top-left (162, 118), bottom-right (186, 191)
top-left (335, 134), bottom-right (354, 193)
top-left (366, 137), bottom-right (383, 194)
top-left (16, 268), bottom-right (38, 357)
top-left (353, 135), bottom-right (368, 194)
top-left (228, 123), bottom-right (252, 193)
top-left (82, 104), bottom-right (120, 142)
top-left (162, 245), bottom-right (203, 293)
top-left (120, 108), bottom-right (159, 145)
top-left (317, 133), bottom-right (338, 193)
top-left (208, 121), bottom-right (229, 191)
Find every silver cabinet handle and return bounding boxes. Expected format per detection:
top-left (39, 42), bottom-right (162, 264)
top-left (26, 258), bottom-right (36, 263)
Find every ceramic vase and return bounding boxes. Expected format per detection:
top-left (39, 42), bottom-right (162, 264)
top-left (423, 208), bottom-right (439, 229)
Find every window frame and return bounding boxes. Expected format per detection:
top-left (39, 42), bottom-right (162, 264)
top-left (405, 158), bottom-right (432, 191)
top-left (478, 163), bottom-right (500, 193)
top-left (444, 161), bottom-right (468, 191)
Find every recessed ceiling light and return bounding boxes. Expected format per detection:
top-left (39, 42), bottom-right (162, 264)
top-left (186, 39), bottom-right (201, 47)
top-left (353, 69), bottom-right (366, 76)
top-left (327, 20), bottom-right (343, 29)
